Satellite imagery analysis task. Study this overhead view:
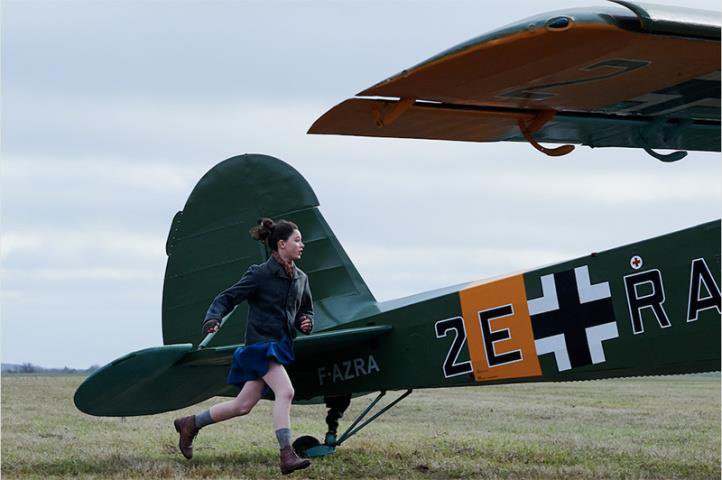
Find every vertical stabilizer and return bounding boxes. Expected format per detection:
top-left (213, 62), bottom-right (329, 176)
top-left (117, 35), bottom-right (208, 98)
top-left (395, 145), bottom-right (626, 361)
top-left (162, 154), bottom-right (376, 346)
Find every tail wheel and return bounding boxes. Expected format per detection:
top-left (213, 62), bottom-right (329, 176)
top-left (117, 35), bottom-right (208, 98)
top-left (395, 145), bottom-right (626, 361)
top-left (293, 435), bottom-right (321, 458)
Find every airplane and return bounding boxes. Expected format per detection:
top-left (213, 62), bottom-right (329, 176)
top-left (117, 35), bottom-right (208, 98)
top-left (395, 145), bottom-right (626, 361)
top-left (74, 1), bottom-right (720, 458)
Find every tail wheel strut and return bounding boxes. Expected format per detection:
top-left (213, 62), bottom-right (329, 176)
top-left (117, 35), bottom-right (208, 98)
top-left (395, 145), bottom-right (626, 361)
top-left (295, 389), bottom-right (413, 458)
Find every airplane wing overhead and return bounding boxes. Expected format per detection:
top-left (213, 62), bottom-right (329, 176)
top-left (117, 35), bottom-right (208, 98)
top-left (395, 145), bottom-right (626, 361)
top-left (309, 2), bottom-right (720, 154)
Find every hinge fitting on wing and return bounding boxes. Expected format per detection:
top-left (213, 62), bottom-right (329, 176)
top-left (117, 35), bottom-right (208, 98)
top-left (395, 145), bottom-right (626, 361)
top-left (640, 117), bottom-right (688, 162)
top-left (372, 97), bottom-right (416, 127)
top-left (518, 110), bottom-right (575, 157)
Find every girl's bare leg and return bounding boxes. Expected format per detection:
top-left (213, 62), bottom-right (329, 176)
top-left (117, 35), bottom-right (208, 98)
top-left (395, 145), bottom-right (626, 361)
top-left (208, 378), bottom-right (265, 422)
top-left (174, 373), bottom-right (265, 459)
top-left (262, 360), bottom-right (294, 430)
top-left (263, 360), bottom-right (310, 473)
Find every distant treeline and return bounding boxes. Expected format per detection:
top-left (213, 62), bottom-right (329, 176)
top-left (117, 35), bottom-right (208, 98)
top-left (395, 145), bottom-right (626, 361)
top-left (1, 363), bottom-right (100, 374)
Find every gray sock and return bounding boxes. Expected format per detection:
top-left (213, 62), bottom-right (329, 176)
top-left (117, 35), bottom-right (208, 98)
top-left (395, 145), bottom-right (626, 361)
top-left (195, 409), bottom-right (215, 429)
top-left (275, 428), bottom-right (292, 449)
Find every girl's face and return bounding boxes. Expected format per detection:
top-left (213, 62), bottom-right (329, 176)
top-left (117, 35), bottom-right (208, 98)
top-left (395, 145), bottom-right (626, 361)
top-left (279, 229), bottom-right (304, 261)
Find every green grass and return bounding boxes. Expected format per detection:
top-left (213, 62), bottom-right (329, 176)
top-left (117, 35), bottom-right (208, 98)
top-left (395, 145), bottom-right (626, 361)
top-left (2, 374), bottom-right (719, 479)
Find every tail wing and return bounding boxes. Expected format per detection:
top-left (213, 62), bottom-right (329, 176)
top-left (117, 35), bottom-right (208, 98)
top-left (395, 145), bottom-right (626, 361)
top-left (74, 325), bottom-right (392, 416)
top-left (162, 154), bottom-right (376, 347)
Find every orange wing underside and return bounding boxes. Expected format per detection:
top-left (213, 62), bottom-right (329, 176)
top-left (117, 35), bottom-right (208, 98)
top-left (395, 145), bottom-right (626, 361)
top-left (310, 100), bottom-right (531, 143)
top-left (359, 25), bottom-right (718, 112)
top-left (309, 23), bottom-right (720, 150)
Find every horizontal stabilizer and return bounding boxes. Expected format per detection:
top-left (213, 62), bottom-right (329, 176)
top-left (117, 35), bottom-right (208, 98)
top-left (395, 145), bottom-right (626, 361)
top-left (73, 344), bottom-right (211, 416)
top-left (74, 325), bottom-right (392, 417)
top-left (181, 325), bottom-right (392, 367)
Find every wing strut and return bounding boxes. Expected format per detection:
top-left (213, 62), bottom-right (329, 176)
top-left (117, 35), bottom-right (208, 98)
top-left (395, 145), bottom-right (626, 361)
top-left (518, 110), bottom-right (575, 157)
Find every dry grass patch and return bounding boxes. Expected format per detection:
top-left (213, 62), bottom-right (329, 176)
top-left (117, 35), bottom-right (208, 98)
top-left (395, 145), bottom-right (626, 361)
top-left (2, 374), bottom-right (719, 479)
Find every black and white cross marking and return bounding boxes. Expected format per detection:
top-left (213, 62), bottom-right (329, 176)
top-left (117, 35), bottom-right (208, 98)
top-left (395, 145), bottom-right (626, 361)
top-left (527, 266), bottom-right (619, 372)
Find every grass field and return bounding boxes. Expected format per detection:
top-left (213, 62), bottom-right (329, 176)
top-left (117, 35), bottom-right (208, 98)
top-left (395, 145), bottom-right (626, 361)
top-left (1, 374), bottom-right (719, 479)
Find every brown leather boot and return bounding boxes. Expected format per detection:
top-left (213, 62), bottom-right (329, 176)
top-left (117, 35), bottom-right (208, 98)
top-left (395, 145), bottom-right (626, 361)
top-left (173, 415), bottom-right (199, 459)
top-left (279, 446), bottom-right (311, 475)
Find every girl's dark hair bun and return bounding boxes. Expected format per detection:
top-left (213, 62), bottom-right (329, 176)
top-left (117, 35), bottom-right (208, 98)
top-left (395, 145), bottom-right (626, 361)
top-left (248, 217), bottom-right (298, 252)
top-left (249, 218), bottom-right (275, 242)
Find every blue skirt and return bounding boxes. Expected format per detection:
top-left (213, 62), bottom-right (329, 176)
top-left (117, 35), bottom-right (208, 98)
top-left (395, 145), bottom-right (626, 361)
top-left (227, 335), bottom-right (295, 391)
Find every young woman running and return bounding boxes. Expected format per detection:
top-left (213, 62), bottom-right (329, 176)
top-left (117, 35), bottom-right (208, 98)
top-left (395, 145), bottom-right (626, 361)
top-left (173, 218), bottom-right (314, 475)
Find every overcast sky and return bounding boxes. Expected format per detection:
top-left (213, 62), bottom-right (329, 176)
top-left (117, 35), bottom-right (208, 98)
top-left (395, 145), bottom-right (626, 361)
top-left (2, 0), bottom-right (720, 368)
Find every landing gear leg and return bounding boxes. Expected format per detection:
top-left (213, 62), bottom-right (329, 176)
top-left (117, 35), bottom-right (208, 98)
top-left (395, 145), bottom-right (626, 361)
top-left (324, 394), bottom-right (352, 446)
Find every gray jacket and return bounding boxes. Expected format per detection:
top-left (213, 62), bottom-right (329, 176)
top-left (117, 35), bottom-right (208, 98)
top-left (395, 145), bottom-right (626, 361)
top-left (203, 256), bottom-right (314, 345)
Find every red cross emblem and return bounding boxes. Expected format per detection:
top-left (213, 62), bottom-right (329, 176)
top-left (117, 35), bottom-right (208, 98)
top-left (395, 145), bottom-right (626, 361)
top-left (630, 255), bottom-right (643, 270)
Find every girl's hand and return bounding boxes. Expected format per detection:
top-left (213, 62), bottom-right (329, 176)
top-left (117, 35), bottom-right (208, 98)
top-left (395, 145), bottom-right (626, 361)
top-left (202, 319), bottom-right (220, 335)
top-left (299, 316), bottom-right (313, 334)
